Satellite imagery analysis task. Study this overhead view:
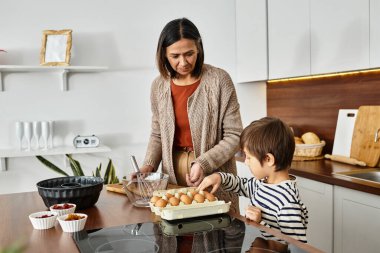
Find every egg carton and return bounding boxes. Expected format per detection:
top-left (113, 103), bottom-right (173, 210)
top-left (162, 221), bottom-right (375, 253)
top-left (149, 187), bottom-right (231, 220)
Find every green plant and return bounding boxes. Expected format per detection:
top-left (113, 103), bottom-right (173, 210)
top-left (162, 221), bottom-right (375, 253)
top-left (36, 155), bottom-right (120, 184)
top-left (0, 241), bottom-right (25, 253)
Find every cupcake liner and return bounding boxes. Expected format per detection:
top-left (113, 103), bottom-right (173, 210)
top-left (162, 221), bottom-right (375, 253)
top-left (29, 211), bottom-right (57, 230)
top-left (49, 203), bottom-right (76, 216)
top-left (57, 213), bottom-right (88, 233)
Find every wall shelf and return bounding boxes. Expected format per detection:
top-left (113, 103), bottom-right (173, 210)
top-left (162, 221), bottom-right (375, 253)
top-left (0, 145), bottom-right (111, 171)
top-left (0, 65), bottom-right (108, 91)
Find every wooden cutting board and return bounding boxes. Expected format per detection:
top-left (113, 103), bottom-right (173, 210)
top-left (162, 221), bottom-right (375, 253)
top-left (106, 183), bottom-right (181, 195)
top-left (350, 106), bottom-right (380, 167)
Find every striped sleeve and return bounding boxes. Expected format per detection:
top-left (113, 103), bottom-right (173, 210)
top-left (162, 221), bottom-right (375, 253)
top-left (218, 172), bottom-right (256, 198)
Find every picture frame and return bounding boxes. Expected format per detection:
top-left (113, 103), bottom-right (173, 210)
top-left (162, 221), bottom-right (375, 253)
top-left (40, 29), bottom-right (72, 66)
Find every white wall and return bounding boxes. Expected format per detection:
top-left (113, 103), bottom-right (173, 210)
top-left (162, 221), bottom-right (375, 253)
top-left (0, 0), bottom-right (266, 194)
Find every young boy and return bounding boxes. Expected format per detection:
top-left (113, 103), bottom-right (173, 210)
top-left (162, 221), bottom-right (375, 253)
top-left (197, 117), bottom-right (308, 243)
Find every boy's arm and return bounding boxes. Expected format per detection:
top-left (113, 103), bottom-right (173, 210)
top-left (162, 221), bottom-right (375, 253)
top-left (273, 203), bottom-right (308, 243)
top-left (218, 172), bottom-right (256, 198)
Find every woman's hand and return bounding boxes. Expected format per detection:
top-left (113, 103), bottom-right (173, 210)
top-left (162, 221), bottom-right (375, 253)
top-left (185, 162), bottom-right (204, 187)
top-left (245, 205), bottom-right (262, 223)
top-left (139, 165), bottom-right (154, 173)
top-left (196, 173), bottom-right (221, 194)
top-left (131, 165), bottom-right (154, 179)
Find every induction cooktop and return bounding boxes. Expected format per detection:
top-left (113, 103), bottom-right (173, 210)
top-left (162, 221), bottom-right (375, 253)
top-left (72, 214), bottom-right (307, 253)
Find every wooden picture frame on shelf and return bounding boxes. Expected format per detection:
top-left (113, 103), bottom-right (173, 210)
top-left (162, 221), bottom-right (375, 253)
top-left (40, 29), bottom-right (72, 66)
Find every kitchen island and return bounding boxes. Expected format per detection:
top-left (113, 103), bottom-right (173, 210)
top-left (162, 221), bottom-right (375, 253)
top-left (0, 188), bottom-right (323, 253)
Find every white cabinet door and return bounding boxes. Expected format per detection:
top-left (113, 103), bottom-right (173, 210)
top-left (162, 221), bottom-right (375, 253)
top-left (268, 0), bottom-right (310, 79)
top-left (370, 0), bottom-right (380, 67)
top-left (236, 0), bottom-right (267, 83)
top-left (310, 0), bottom-right (369, 74)
top-left (296, 176), bottom-right (333, 253)
top-left (334, 186), bottom-right (380, 253)
top-left (236, 161), bottom-right (251, 215)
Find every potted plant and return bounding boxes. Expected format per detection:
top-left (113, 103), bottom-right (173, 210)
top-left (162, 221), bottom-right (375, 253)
top-left (36, 155), bottom-right (120, 184)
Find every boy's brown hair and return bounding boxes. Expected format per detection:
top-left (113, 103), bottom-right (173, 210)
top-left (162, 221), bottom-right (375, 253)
top-left (240, 117), bottom-right (295, 171)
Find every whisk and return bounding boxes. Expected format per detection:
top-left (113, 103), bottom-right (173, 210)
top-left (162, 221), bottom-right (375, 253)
top-left (130, 155), bottom-right (153, 206)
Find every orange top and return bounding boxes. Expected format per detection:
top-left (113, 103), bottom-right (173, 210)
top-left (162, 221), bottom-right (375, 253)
top-left (171, 79), bottom-right (201, 148)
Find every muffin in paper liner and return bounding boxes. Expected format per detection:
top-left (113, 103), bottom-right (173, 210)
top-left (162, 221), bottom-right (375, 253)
top-left (29, 211), bottom-right (58, 230)
top-left (57, 213), bottom-right (88, 233)
top-left (49, 203), bottom-right (76, 216)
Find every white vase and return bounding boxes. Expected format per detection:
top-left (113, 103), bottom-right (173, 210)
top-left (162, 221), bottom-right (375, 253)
top-left (41, 121), bottom-right (50, 150)
top-left (15, 121), bottom-right (24, 150)
top-left (23, 122), bottom-right (33, 151)
top-left (32, 121), bottom-right (42, 150)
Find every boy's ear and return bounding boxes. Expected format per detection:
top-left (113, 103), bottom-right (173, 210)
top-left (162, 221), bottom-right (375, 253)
top-left (265, 153), bottom-right (275, 167)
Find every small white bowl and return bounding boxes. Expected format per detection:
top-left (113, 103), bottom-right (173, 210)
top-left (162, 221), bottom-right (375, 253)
top-left (49, 203), bottom-right (76, 216)
top-left (29, 211), bottom-right (58, 230)
top-left (57, 213), bottom-right (88, 233)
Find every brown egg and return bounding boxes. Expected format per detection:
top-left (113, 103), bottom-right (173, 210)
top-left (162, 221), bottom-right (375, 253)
top-left (177, 192), bottom-right (185, 197)
top-left (189, 189), bottom-right (198, 196)
top-left (168, 197), bottom-right (180, 206)
top-left (155, 198), bottom-right (168, 208)
top-left (150, 196), bottom-right (161, 204)
top-left (193, 193), bottom-right (205, 203)
top-left (166, 193), bottom-right (173, 199)
top-left (180, 194), bottom-right (192, 205)
top-left (204, 191), bottom-right (216, 202)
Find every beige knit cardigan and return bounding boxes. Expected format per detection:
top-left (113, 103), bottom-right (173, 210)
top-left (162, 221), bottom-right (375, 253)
top-left (143, 64), bottom-right (243, 211)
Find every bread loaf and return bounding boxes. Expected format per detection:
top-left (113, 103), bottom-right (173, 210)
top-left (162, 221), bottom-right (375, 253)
top-left (301, 132), bottom-right (320, 144)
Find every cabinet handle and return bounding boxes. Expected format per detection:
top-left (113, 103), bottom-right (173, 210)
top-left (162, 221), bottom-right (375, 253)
top-left (375, 128), bottom-right (380, 143)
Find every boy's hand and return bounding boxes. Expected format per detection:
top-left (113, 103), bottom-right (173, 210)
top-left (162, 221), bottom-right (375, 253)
top-left (196, 173), bottom-right (222, 194)
top-left (245, 205), bottom-right (262, 223)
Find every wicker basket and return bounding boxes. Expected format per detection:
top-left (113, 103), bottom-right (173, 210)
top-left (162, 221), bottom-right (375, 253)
top-left (294, 141), bottom-right (326, 157)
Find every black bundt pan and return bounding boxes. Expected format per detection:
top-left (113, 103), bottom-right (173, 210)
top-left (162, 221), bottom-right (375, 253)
top-left (36, 176), bottom-right (104, 210)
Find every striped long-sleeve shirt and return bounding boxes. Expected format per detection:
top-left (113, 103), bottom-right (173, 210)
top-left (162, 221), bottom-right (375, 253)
top-left (219, 172), bottom-right (308, 243)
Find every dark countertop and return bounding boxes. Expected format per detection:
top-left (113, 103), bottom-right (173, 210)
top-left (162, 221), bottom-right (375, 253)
top-left (236, 156), bottom-right (380, 196)
top-left (0, 188), bottom-right (323, 253)
top-left (290, 159), bottom-right (380, 195)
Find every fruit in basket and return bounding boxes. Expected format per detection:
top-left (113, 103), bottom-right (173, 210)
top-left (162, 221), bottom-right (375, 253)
top-left (301, 132), bottom-right (321, 144)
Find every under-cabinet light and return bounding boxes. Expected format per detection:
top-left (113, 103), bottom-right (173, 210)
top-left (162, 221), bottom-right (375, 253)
top-left (267, 68), bottom-right (380, 84)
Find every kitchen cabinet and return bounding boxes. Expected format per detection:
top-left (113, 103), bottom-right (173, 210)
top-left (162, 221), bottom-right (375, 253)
top-left (0, 65), bottom-right (108, 91)
top-left (236, 160), bottom-right (251, 215)
top-left (334, 186), bottom-right (380, 253)
top-left (310, 0), bottom-right (369, 74)
top-left (268, 0), bottom-right (310, 79)
top-left (370, 0), bottom-right (380, 67)
top-left (296, 176), bottom-right (333, 253)
top-left (235, 0), bottom-right (267, 82)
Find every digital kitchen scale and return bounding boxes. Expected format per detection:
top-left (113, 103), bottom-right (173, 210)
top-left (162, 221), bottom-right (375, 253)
top-left (72, 214), bottom-right (308, 253)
